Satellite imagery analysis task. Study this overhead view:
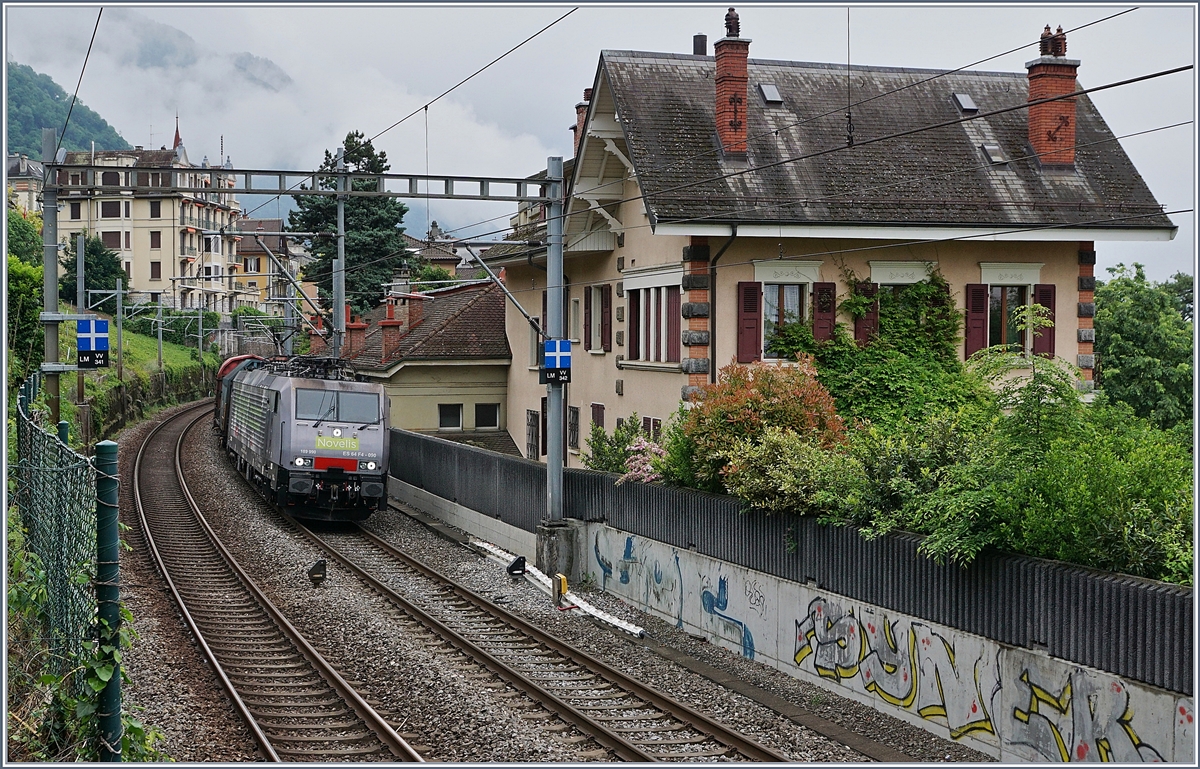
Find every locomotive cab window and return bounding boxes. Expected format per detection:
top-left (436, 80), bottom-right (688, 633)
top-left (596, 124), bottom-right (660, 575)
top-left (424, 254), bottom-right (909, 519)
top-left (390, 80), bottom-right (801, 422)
top-left (295, 389), bottom-right (380, 424)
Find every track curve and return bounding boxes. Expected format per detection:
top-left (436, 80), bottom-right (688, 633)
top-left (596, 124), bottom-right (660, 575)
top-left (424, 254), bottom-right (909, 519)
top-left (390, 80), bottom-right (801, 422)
top-left (133, 403), bottom-right (422, 762)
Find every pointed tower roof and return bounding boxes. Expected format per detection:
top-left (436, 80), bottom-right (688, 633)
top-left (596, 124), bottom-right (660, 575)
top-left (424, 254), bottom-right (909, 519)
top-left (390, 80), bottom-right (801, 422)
top-left (173, 115), bottom-right (182, 150)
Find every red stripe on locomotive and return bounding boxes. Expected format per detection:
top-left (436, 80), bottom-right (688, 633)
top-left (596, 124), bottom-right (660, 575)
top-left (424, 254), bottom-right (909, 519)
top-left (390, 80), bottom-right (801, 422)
top-left (314, 457), bottom-right (358, 471)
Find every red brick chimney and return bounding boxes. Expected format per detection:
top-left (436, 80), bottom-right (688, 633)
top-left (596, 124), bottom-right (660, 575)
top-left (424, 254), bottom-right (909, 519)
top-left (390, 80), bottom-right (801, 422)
top-left (344, 304), bottom-right (369, 358)
top-left (572, 88), bottom-right (592, 158)
top-left (378, 299), bottom-right (405, 360)
top-left (1026, 25), bottom-right (1079, 167)
top-left (308, 314), bottom-right (327, 355)
top-left (714, 8), bottom-right (750, 158)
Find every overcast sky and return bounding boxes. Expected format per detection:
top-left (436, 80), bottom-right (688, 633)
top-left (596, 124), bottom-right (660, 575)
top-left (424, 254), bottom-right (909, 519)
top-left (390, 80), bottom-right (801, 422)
top-left (5, 2), bottom-right (1195, 280)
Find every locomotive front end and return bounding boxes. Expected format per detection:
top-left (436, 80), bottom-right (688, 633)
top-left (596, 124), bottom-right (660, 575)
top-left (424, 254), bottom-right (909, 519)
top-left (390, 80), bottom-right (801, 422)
top-left (282, 381), bottom-right (389, 520)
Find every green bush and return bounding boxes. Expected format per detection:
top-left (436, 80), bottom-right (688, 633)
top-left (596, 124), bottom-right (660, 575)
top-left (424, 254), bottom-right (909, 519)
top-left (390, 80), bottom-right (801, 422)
top-left (722, 427), bottom-right (865, 517)
top-left (581, 412), bottom-right (647, 474)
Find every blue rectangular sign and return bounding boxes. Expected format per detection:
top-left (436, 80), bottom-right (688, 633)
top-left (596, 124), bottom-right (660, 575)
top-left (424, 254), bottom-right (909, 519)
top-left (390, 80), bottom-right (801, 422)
top-left (76, 319), bottom-right (109, 352)
top-left (543, 339), bottom-right (572, 369)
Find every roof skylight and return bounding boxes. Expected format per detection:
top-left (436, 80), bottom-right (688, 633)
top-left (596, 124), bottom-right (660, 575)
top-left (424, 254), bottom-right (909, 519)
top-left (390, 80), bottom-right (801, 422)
top-left (981, 144), bottom-right (1007, 164)
top-left (953, 93), bottom-right (979, 113)
top-left (759, 83), bottom-right (783, 105)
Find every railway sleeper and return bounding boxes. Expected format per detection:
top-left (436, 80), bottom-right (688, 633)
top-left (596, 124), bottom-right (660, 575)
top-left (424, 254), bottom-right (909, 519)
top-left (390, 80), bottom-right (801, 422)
top-left (569, 701), bottom-right (650, 712)
top-left (239, 694), bottom-right (342, 707)
top-left (646, 746), bottom-right (734, 759)
top-left (261, 719), bottom-right (366, 733)
top-left (249, 707), bottom-right (354, 719)
top-left (267, 732), bottom-right (376, 744)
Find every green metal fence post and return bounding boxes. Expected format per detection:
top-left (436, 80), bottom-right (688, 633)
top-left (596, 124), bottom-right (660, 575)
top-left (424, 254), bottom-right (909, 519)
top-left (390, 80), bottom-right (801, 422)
top-left (58, 420), bottom-right (69, 446)
top-left (94, 440), bottom-right (122, 762)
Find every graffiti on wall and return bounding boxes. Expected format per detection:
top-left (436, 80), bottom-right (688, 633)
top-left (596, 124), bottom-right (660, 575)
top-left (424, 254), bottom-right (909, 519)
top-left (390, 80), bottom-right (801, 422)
top-left (699, 575), bottom-right (755, 659)
top-left (794, 597), bottom-right (998, 740)
top-left (597, 533), bottom-right (684, 628)
top-left (1010, 668), bottom-right (1165, 762)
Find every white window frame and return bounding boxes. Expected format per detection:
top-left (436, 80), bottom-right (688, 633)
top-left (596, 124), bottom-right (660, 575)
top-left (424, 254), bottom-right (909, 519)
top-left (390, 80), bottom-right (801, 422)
top-left (980, 264), bottom-right (1042, 355)
top-left (570, 297), bottom-right (581, 342)
top-left (754, 260), bottom-right (822, 360)
top-left (474, 403), bottom-right (500, 431)
top-left (589, 286), bottom-right (603, 351)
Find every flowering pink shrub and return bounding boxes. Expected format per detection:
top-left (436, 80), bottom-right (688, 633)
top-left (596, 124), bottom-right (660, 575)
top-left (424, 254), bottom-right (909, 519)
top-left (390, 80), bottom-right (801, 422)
top-left (616, 436), bottom-right (667, 485)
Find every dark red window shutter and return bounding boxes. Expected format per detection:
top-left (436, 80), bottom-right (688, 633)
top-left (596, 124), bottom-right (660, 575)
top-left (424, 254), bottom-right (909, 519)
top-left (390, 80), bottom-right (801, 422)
top-left (813, 282), bottom-right (837, 341)
top-left (541, 396), bottom-right (548, 456)
top-left (590, 403), bottom-right (604, 429)
top-left (736, 281), bottom-right (762, 363)
top-left (642, 416), bottom-right (653, 435)
top-left (601, 284), bottom-right (612, 351)
top-left (628, 290), bottom-right (641, 359)
top-left (666, 286), bottom-right (681, 363)
top-left (965, 283), bottom-right (989, 357)
top-left (853, 282), bottom-right (880, 346)
top-left (583, 288), bottom-right (592, 350)
top-left (1032, 283), bottom-right (1056, 358)
top-left (541, 290), bottom-right (547, 332)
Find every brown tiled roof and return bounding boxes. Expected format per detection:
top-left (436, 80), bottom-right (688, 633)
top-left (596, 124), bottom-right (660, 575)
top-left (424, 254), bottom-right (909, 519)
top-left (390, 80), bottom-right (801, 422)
top-left (599, 51), bottom-right (1173, 231)
top-left (350, 281), bottom-right (510, 370)
top-left (235, 218), bottom-right (285, 251)
top-left (401, 233), bottom-right (460, 267)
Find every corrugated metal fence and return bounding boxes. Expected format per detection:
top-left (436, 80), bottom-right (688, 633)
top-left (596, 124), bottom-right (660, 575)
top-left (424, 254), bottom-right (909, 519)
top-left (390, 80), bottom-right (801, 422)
top-left (390, 429), bottom-right (1192, 695)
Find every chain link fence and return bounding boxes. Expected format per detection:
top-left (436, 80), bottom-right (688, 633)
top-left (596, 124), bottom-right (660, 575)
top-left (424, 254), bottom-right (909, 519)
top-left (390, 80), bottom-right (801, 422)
top-left (11, 373), bottom-right (98, 681)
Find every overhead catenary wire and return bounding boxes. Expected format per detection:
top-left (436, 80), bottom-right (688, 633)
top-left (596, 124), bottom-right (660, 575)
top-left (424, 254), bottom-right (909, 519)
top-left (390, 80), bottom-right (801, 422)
top-left (56, 7), bottom-right (104, 156)
top-left (438, 6), bottom-right (1140, 239)
top-left (436, 62), bottom-right (1193, 249)
top-left (241, 7), bottom-right (578, 220)
top-left (292, 118), bottom-right (1190, 292)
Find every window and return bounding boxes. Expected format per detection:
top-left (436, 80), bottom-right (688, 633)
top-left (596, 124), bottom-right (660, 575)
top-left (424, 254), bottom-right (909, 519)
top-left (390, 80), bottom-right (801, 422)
top-left (526, 410), bottom-right (540, 459)
top-left (568, 406), bottom-right (580, 449)
top-left (101, 171), bottom-right (119, 186)
top-left (244, 257), bottom-right (260, 274)
top-left (150, 261), bottom-right (161, 280)
top-left (124, 232), bottom-right (131, 250)
top-left (101, 231), bottom-right (121, 249)
top-left (590, 402), bottom-right (605, 429)
top-left (70, 173), bottom-right (80, 186)
top-left (150, 200), bottom-right (161, 218)
top-left (150, 292), bottom-right (160, 304)
top-left (124, 201), bottom-right (131, 218)
top-left (989, 286), bottom-right (1028, 348)
top-left (583, 285), bottom-right (611, 352)
top-left (295, 389), bottom-right (380, 423)
top-left (70, 201), bottom-right (81, 220)
top-left (529, 316), bottom-right (542, 366)
top-left (438, 403), bottom-right (463, 430)
top-left (763, 284), bottom-right (805, 358)
top-left (570, 298), bottom-right (581, 341)
top-left (641, 416), bottom-right (663, 441)
top-left (475, 403), bottom-right (499, 430)
top-left (150, 231), bottom-right (161, 249)
top-left (124, 263), bottom-right (131, 279)
top-left (627, 286), bottom-right (681, 362)
top-left (100, 201), bottom-right (120, 218)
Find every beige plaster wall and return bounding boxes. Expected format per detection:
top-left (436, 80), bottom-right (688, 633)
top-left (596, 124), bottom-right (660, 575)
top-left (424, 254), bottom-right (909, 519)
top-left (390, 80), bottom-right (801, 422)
top-left (381, 363), bottom-right (509, 434)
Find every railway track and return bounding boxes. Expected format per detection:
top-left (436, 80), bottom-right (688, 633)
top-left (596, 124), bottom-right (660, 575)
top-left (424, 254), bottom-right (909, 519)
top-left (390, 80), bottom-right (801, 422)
top-left (133, 404), bottom-right (422, 762)
top-left (288, 518), bottom-right (791, 762)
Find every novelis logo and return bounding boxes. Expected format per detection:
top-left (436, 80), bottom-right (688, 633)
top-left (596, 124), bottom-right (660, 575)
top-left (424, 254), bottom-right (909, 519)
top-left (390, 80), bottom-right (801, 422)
top-left (315, 435), bottom-right (359, 451)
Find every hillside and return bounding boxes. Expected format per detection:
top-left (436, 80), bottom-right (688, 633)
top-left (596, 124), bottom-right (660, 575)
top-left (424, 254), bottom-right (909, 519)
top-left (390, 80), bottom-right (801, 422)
top-left (6, 62), bottom-right (130, 158)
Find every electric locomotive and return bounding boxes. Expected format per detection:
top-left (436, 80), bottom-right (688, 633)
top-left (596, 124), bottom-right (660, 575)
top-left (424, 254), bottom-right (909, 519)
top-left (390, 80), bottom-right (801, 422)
top-left (217, 356), bottom-right (390, 521)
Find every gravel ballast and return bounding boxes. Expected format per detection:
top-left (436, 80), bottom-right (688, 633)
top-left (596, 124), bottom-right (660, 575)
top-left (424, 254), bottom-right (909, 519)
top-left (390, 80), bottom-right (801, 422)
top-left (119, 404), bottom-right (991, 762)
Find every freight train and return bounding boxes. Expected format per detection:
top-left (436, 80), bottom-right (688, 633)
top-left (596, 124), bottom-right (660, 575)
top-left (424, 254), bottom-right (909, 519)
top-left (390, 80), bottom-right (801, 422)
top-left (215, 355), bottom-right (389, 521)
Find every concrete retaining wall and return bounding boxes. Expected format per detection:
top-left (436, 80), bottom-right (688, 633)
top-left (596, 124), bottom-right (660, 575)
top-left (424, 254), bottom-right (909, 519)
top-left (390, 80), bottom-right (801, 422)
top-left (387, 477), bottom-right (1195, 763)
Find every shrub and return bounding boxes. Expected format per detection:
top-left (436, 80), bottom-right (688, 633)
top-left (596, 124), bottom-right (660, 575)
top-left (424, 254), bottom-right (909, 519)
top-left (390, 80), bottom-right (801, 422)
top-left (581, 412), bottom-right (646, 474)
top-left (722, 427), bottom-right (866, 517)
top-left (675, 356), bottom-right (846, 493)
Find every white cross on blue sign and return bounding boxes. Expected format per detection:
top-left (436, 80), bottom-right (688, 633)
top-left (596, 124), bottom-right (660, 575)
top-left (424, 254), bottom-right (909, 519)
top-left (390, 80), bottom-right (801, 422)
top-left (76, 319), bottom-right (109, 351)
top-left (544, 339), bottom-right (571, 369)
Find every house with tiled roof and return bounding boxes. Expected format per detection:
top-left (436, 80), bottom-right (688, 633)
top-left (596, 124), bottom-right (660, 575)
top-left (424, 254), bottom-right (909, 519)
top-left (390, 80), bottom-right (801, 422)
top-left (7, 153), bottom-right (44, 213)
top-left (487, 8), bottom-right (1175, 465)
top-left (308, 280), bottom-right (519, 455)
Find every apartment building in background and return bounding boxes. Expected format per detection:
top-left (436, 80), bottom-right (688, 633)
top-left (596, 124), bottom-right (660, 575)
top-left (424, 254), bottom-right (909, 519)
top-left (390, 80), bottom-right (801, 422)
top-left (55, 125), bottom-right (242, 313)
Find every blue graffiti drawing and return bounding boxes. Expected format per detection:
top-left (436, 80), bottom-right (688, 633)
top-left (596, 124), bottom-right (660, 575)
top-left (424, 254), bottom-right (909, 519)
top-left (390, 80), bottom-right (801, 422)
top-left (619, 536), bottom-right (635, 584)
top-left (673, 552), bottom-right (684, 628)
top-left (700, 576), bottom-right (755, 659)
top-left (593, 532), bottom-right (612, 590)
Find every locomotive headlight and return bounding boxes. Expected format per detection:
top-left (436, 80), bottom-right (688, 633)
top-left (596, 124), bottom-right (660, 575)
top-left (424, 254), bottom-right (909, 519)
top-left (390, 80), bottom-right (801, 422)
top-left (295, 457), bottom-right (306, 467)
top-left (357, 460), bottom-right (378, 471)
top-left (367, 461), bottom-right (377, 471)
top-left (333, 428), bottom-right (343, 437)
